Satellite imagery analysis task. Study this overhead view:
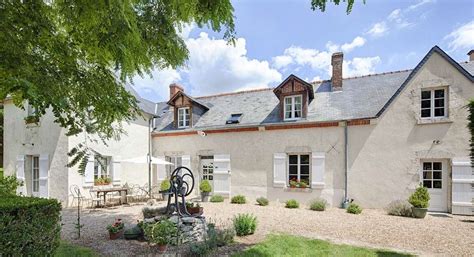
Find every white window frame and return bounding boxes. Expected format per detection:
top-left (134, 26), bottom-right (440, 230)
top-left (287, 154), bottom-right (311, 186)
top-left (94, 155), bottom-right (111, 180)
top-left (422, 161), bottom-right (443, 189)
top-left (178, 107), bottom-right (190, 128)
top-left (166, 156), bottom-right (182, 177)
top-left (420, 88), bottom-right (447, 119)
top-left (32, 156), bottom-right (40, 193)
top-left (283, 95), bottom-right (303, 121)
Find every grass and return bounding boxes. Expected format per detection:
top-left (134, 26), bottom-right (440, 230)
top-left (232, 234), bottom-right (413, 257)
top-left (55, 241), bottom-right (98, 257)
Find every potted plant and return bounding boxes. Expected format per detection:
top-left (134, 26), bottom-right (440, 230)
top-left (289, 179), bottom-right (297, 188)
top-left (24, 115), bottom-right (39, 124)
top-left (186, 202), bottom-right (203, 215)
top-left (95, 177), bottom-right (112, 186)
top-left (200, 180), bottom-right (212, 202)
top-left (298, 180), bottom-right (309, 188)
top-left (106, 219), bottom-right (125, 240)
top-left (144, 219), bottom-right (177, 253)
top-left (408, 184), bottom-right (430, 218)
top-left (160, 179), bottom-right (171, 201)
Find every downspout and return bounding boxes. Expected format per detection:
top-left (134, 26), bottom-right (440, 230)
top-left (343, 120), bottom-right (349, 208)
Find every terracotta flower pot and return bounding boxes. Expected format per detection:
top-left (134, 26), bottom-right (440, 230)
top-left (188, 207), bottom-right (203, 215)
top-left (109, 230), bottom-right (124, 240)
top-left (158, 244), bottom-right (168, 253)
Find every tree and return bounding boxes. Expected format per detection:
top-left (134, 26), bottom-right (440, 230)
top-left (0, 0), bottom-right (235, 173)
top-left (311, 0), bottom-right (361, 14)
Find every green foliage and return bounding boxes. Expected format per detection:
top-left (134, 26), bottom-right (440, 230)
top-left (231, 195), bottom-right (246, 204)
top-left (385, 200), bottom-right (413, 217)
top-left (346, 203), bottom-right (362, 214)
top-left (310, 0), bottom-right (362, 14)
top-left (94, 177), bottom-right (111, 185)
top-left (233, 213), bottom-right (257, 236)
top-left (233, 234), bottom-right (413, 257)
top-left (256, 197), bottom-right (269, 206)
top-left (468, 100), bottom-right (474, 166)
top-left (0, 168), bottom-right (3, 178)
top-left (0, 175), bottom-right (23, 196)
top-left (144, 219), bottom-right (177, 245)
top-left (160, 179), bottom-right (171, 191)
top-left (189, 241), bottom-right (211, 256)
top-left (285, 199), bottom-right (299, 209)
top-left (207, 223), bottom-right (235, 248)
top-left (106, 219), bottom-right (124, 234)
top-left (0, 196), bottom-right (61, 256)
top-left (55, 241), bottom-right (98, 257)
top-left (210, 195), bottom-right (224, 203)
top-left (408, 184), bottom-right (430, 208)
top-left (309, 198), bottom-right (327, 211)
top-left (200, 180), bottom-right (212, 193)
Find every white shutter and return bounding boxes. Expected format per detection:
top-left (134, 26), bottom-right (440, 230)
top-left (39, 154), bottom-right (49, 198)
top-left (273, 153), bottom-right (286, 188)
top-left (16, 155), bottom-right (26, 195)
top-left (213, 154), bottom-right (231, 195)
top-left (157, 156), bottom-right (167, 180)
top-left (84, 155), bottom-right (95, 187)
top-left (451, 158), bottom-right (473, 215)
top-left (311, 152), bottom-right (325, 189)
top-left (112, 156), bottom-right (121, 186)
top-left (182, 155), bottom-right (191, 169)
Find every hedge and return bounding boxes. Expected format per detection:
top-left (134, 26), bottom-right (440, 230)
top-left (0, 196), bottom-right (62, 256)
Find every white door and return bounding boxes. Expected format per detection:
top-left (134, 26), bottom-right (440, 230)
top-left (421, 160), bottom-right (448, 212)
top-left (32, 156), bottom-right (40, 197)
top-left (201, 157), bottom-right (214, 190)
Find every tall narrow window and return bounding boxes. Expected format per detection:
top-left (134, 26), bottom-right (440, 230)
top-left (178, 107), bottom-right (190, 128)
top-left (421, 89), bottom-right (446, 118)
top-left (94, 156), bottom-right (110, 180)
top-left (288, 154), bottom-right (310, 186)
top-left (32, 156), bottom-right (40, 193)
top-left (284, 95), bottom-right (302, 120)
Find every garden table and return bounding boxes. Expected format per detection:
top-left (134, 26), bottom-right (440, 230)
top-left (92, 187), bottom-right (128, 207)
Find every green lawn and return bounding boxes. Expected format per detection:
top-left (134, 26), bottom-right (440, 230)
top-left (233, 234), bottom-right (414, 257)
top-left (55, 241), bottom-right (98, 257)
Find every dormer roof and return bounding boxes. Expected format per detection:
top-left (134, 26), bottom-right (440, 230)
top-left (273, 74), bottom-right (315, 101)
top-left (167, 90), bottom-right (209, 110)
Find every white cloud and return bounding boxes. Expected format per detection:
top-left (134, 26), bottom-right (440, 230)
top-left (445, 20), bottom-right (474, 52)
top-left (131, 68), bottom-right (181, 102)
top-left (343, 57), bottom-right (381, 77)
top-left (408, 0), bottom-right (435, 11)
top-left (185, 32), bottom-right (282, 95)
top-left (367, 22), bottom-right (388, 37)
top-left (272, 55), bottom-right (294, 69)
top-left (387, 9), bottom-right (401, 21)
top-left (341, 36), bottom-right (366, 52)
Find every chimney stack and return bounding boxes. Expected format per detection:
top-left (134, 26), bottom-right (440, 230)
top-left (169, 83), bottom-right (184, 99)
top-left (468, 50), bottom-right (474, 62)
top-left (331, 52), bottom-right (343, 91)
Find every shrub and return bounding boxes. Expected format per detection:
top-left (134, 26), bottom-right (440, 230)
top-left (233, 214), bottom-right (257, 236)
top-left (160, 179), bottom-right (171, 191)
top-left (309, 198), bottom-right (327, 211)
top-left (189, 241), bottom-right (211, 256)
top-left (0, 196), bottom-right (61, 256)
top-left (144, 219), bottom-right (177, 245)
top-left (200, 180), bottom-right (212, 193)
top-left (207, 223), bottom-right (235, 247)
top-left (0, 175), bottom-right (23, 196)
top-left (408, 184), bottom-right (430, 208)
top-left (347, 203), bottom-right (362, 214)
top-left (231, 195), bottom-right (246, 204)
top-left (285, 199), bottom-right (299, 209)
top-left (385, 200), bottom-right (413, 217)
top-left (256, 197), bottom-right (269, 206)
top-left (210, 195), bottom-right (224, 202)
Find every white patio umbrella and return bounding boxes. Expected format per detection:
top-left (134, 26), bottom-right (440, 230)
top-left (121, 156), bottom-right (174, 165)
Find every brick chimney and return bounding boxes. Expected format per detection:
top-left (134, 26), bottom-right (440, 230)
top-left (331, 52), bottom-right (343, 91)
top-left (468, 50), bottom-right (474, 62)
top-left (169, 83), bottom-right (184, 99)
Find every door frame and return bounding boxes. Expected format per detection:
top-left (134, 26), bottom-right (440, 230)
top-left (420, 159), bottom-right (449, 212)
top-left (200, 156), bottom-right (214, 191)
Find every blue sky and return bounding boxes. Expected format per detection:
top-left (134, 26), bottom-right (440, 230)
top-left (131, 0), bottom-right (474, 102)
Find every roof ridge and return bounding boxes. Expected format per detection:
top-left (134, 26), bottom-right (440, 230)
top-left (195, 87), bottom-right (273, 99)
top-left (310, 68), bottom-right (413, 84)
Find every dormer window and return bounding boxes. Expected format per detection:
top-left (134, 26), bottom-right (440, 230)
top-left (284, 95), bottom-right (302, 120)
top-left (178, 107), bottom-right (190, 128)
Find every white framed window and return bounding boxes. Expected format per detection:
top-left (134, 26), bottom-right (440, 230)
top-left (94, 155), bottom-right (111, 180)
top-left (178, 107), bottom-right (190, 128)
top-left (166, 156), bottom-right (182, 177)
top-left (32, 156), bottom-right (40, 193)
top-left (288, 154), bottom-right (310, 186)
top-left (422, 161), bottom-right (442, 189)
top-left (284, 95), bottom-right (302, 120)
top-left (421, 88), bottom-right (447, 119)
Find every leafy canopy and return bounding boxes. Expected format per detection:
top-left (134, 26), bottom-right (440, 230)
top-left (311, 0), bottom-right (362, 14)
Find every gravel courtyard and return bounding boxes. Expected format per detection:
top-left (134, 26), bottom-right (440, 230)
top-left (61, 200), bottom-right (474, 256)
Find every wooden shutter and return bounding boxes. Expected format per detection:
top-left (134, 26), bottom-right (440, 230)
top-left (112, 156), bottom-right (121, 186)
top-left (213, 154), bottom-right (231, 196)
top-left (311, 152), bottom-right (325, 189)
top-left (39, 154), bottom-right (49, 198)
top-left (273, 153), bottom-right (286, 188)
top-left (157, 156), bottom-right (167, 180)
top-left (16, 155), bottom-right (26, 195)
top-left (84, 155), bottom-right (95, 187)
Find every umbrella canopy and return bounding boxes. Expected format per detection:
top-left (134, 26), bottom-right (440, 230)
top-left (121, 156), bottom-right (174, 165)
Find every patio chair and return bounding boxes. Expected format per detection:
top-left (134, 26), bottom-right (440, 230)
top-left (89, 189), bottom-right (104, 208)
top-left (69, 185), bottom-right (86, 207)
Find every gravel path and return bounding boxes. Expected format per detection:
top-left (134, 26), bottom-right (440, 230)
top-left (61, 201), bottom-right (474, 256)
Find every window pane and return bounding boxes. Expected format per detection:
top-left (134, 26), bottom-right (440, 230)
top-left (300, 155), bottom-right (309, 164)
top-left (423, 181), bottom-right (432, 188)
top-left (300, 165), bottom-right (309, 175)
top-left (434, 99), bottom-right (444, 108)
top-left (421, 91), bottom-right (431, 99)
top-left (433, 180), bottom-right (442, 189)
top-left (289, 155), bottom-right (298, 164)
top-left (433, 162), bottom-right (442, 170)
top-left (285, 97), bottom-right (292, 104)
top-left (289, 175), bottom-right (297, 181)
top-left (434, 89), bottom-right (444, 98)
top-left (294, 96), bottom-right (302, 104)
top-left (423, 171), bottom-right (432, 179)
top-left (433, 171), bottom-right (442, 179)
top-left (423, 162), bottom-right (432, 170)
top-left (434, 108), bottom-right (444, 117)
top-left (294, 110), bottom-right (301, 118)
top-left (421, 109), bottom-right (431, 118)
top-left (209, 175), bottom-right (213, 180)
top-left (300, 175), bottom-right (309, 183)
top-left (421, 100), bottom-right (431, 108)
top-left (289, 165), bottom-right (298, 174)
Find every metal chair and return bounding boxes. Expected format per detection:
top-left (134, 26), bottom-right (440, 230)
top-left (69, 185), bottom-right (86, 207)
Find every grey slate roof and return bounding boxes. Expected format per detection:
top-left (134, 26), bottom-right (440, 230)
top-left (123, 82), bottom-right (157, 115)
top-left (153, 48), bottom-right (474, 133)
